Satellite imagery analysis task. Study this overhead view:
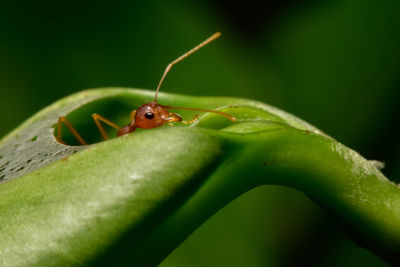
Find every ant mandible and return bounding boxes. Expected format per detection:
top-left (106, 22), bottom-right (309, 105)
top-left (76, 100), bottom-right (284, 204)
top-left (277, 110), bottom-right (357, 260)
top-left (56, 32), bottom-right (236, 146)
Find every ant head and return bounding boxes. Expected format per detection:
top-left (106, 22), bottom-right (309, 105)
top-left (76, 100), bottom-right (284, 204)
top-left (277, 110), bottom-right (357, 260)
top-left (135, 102), bottom-right (169, 129)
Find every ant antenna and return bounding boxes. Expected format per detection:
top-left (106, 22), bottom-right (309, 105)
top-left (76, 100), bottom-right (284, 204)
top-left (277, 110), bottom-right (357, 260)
top-left (154, 32), bottom-right (221, 103)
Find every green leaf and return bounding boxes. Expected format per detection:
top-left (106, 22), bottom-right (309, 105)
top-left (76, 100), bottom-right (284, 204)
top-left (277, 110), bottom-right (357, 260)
top-left (0, 88), bottom-right (398, 266)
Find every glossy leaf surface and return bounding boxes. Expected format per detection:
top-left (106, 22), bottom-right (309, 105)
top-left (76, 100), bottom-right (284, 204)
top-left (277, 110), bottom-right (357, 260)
top-left (0, 89), bottom-right (398, 266)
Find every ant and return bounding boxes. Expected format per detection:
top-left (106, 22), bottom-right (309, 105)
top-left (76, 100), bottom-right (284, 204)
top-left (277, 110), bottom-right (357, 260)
top-left (56, 32), bottom-right (236, 146)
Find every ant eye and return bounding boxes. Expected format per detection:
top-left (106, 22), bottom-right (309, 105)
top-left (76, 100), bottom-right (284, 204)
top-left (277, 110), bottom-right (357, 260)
top-left (145, 112), bottom-right (154, 119)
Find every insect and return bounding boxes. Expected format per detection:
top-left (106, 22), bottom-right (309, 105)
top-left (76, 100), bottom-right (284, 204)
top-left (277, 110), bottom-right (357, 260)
top-left (56, 32), bottom-right (236, 146)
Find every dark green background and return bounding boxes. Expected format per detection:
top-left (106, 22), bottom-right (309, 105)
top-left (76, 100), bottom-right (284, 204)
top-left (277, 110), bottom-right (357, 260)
top-left (0, 0), bottom-right (399, 266)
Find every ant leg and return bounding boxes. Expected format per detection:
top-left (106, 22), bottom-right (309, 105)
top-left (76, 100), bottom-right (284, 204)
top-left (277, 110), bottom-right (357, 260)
top-left (56, 116), bottom-right (88, 146)
top-left (167, 113), bottom-right (182, 123)
top-left (167, 113), bottom-right (199, 125)
top-left (92, 113), bottom-right (121, 141)
top-left (181, 114), bottom-right (199, 125)
top-left (166, 113), bottom-right (182, 126)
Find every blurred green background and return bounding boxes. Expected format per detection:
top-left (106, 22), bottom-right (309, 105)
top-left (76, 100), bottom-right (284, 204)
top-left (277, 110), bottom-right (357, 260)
top-left (0, 0), bottom-right (399, 266)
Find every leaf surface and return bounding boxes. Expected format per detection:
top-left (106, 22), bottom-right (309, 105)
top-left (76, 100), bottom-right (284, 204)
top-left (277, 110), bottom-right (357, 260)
top-left (0, 88), bottom-right (398, 266)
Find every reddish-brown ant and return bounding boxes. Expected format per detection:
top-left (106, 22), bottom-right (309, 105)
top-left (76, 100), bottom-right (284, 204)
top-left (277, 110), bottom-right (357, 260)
top-left (56, 32), bottom-right (236, 146)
